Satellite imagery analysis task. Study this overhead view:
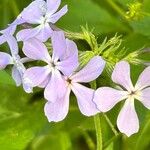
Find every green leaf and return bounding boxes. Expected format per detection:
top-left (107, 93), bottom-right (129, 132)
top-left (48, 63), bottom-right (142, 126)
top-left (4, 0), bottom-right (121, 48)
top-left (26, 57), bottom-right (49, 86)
top-left (28, 131), bottom-right (72, 150)
top-left (0, 86), bottom-right (47, 150)
top-left (58, 0), bottom-right (128, 33)
top-left (0, 70), bottom-right (15, 85)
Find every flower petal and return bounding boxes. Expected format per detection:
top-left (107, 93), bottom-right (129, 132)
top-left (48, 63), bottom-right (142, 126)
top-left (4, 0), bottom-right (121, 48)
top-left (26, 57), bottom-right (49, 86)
top-left (48, 5), bottom-right (68, 24)
top-left (38, 76), bottom-right (51, 88)
top-left (7, 35), bottom-right (18, 55)
top-left (71, 83), bottom-right (99, 116)
top-left (22, 80), bottom-right (33, 93)
top-left (0, 52), bottom-right (13, 69)
top-left (12, 66), bottom-right (22, 86)
top-left (135, 66), bottom-right (150, 90)
top-left (93, 87), bottom-right (127, 112)
top-left (51, 31), bottom-right (67, 61)
top-left (117, 98), bottom-right (139, 137)
top-left (16, 27), bottom-right (40, 41)
top-left (47, 0), bottom-right (61, 14)
top-left (0, 35), bottom-right (5, 45)
top-left (57, 39), bottom-right (79, 76)
top-left (112, 61), bottom-right (134, 91)
top-left (23, 38), bottom-right (51, 62)
top-left (44, 70), bottom-right (67, 102)
top-left (23, 66), bottom-right (50, 87)
top-left (44, 87), bottom-right (71, 122)
top-left (35, 23), bottom-right (52, 42)
top-left (71, 56), bottom-right (105, 83)
top-left (12, 16), bottom-right (26, 26)
top-left (21, 0), bottom-right (46, 24)
top-left (0, 24), bottom-right (16, 35)
top-left (138, 87), bottom-right (150, 109)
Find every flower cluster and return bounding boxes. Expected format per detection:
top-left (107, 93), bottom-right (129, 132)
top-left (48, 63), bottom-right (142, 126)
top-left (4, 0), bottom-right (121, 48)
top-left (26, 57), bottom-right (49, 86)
top-left (0, 0), bottom-right (150, 137)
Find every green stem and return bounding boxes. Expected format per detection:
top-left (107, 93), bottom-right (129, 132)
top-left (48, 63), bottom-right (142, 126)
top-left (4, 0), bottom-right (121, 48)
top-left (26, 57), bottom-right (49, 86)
top-left (94, 114), bottom-right (102, 150)
top-left (90, 81), bottom-right (102, 150)
top-left (82, 131), bottom-right (95, 150)
top-left (103, 113), bottom-right (119, 136)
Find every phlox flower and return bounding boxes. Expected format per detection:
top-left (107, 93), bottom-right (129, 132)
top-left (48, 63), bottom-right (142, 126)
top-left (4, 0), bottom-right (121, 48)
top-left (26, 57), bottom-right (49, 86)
top-left (93, 61), bottom-right (150, 137)
top-left (17, 0), bottom-right (68, 42)
top-left (23, 31), bottom-right (78, 101)
top-left (0, 38), bottom-right (32, 93)
top-left (44, 56), bottom-right (106, 122)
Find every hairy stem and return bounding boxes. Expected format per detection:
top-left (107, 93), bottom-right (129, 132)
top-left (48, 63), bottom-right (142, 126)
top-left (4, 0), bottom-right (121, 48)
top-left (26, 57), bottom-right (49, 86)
top-left (91, 81), bottom-right (102, 150)
top-left (82, 131), bottom-right (95, 150)
top-left (94, 114), bottom-right (102, 150)
top-left (103, 113), bottom-right (119, 136)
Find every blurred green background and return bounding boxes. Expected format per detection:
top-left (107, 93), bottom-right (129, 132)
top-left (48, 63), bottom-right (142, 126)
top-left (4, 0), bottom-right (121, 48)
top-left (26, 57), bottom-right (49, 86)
top-left (0, 0), bottom-right (150, 150)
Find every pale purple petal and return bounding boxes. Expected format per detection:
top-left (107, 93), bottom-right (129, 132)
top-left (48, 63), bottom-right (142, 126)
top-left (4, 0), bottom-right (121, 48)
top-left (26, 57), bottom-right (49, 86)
top-left (112, 61), bottom-right (134, 91)
top-left (52, 31), bottom-right (67, 61)
top-left (138, 87), bottom-right (150, 109)
top-left (21, 0), bottom-right (46, 24)
top-left (44, 70), bottom-right (67, 102)
top-left (38, 76), bottom-right (51, 88)
top-left (93, 87), bottom-right (128, 112)
top-left (44, 87), bottom-right (71, 122)
top-left (7, 35), bottom-right (18, 55)
top-left (0, 24), bottom-right (16, 35)
top-left (47, 0), bottom-right (61, 14)
top-left (35, 23), bottom-right (53, 42)
top-left (12, 16), bottom-right (26, 26)
top-left (0, 35), bottom-right (5, 45)
top-left (117, 98), bottom-right (139, 137)
top-left (22, 81), bottom-right (33, 93)
top-left (23, 38), bottom-right (51, 62)
top-left (23, 66), bottom-right (50, 87)
top-left (71, 83), bottom-right (99, 116)
top-left (63, 39), bottom-right (78, 60)
top-left (12, 66), bottom-right (22, 86)
top-left (0, 52), bottom-right (13, 69)
top-left (56, 39), bottom-right (78, 76)
top-left (135, 66), bottom-right (150, 90)
top-left (48, 5), bottom-right (68, 24)
top-left (16, 27), bottom-right (40, 41)
top-left (70, 56), bottom-right (105, 83)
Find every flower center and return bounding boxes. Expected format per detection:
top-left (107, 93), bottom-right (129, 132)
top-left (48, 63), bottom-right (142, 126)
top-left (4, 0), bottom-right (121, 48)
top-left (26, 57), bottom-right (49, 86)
top-left (67, 78), bottom-right (72, 84)
top-left (48, 61), bottom-right (57, 71)
top-left (13, 55), bottom-right (25, 71)
top-left (40, 16), bottom-right (48, 26)
top-left (51, 62), bottom-right (55, 68)
top-left (127, 90), bottom-right (141, 99)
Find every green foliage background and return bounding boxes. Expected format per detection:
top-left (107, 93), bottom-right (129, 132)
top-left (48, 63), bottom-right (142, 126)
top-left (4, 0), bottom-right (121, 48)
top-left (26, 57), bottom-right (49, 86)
top-left (0, 0), bottom-right (150, 150)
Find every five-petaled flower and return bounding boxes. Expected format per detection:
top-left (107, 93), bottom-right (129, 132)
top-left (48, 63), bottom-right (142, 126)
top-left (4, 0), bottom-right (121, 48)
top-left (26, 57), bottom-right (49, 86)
top-left (23, 31), bottom-right (78, 100)
top-left (93, 61), bottom-right (150, 137)
top-left (44, 56), bottom-right (106, 122)
top-left (17, 0), bottom-right (68, 42)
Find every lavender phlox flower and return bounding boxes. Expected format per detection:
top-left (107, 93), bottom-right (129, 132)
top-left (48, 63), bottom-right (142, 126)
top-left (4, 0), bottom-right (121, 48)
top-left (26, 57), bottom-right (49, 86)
top-left (0, 37), bottom-right (32, 93)
top-left (17, 0), bottom-right (68, 42)
top-left (23, 31), bottom-right (78, 100)
top-left (93, 61), bottom-right (150, 137)
top-left (44, 56), bottom-right (106, 122)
